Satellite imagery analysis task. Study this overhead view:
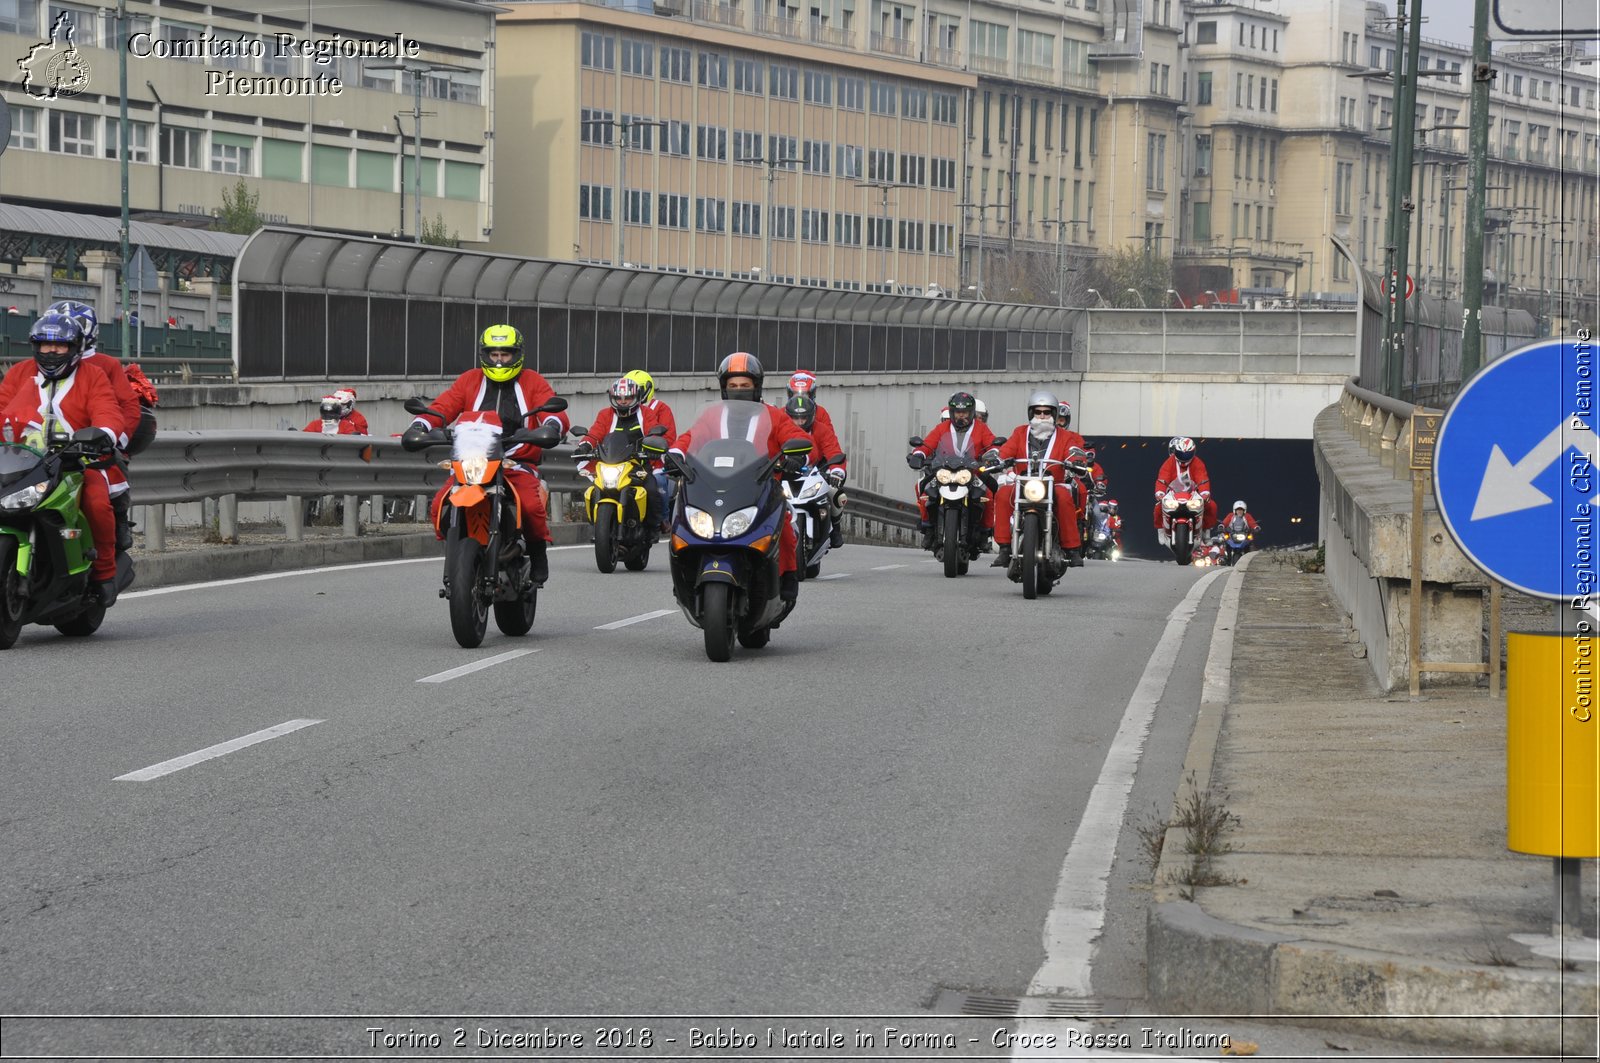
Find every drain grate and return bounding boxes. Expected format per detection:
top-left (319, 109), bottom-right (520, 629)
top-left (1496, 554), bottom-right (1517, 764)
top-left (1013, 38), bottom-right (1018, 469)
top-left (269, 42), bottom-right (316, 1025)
top-left (932, 989), bottom-right (1104, 1018)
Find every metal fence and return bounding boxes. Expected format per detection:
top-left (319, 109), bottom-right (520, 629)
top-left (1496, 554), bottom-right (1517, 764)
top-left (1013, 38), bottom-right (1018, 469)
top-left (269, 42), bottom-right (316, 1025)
top-left (0, 315), bottom-right (235, 380)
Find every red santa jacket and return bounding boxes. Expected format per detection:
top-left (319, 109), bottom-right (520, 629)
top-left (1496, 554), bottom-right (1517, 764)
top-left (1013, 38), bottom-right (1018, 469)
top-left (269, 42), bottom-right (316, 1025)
top-left (410, 368), bottom-right (570, 464)
top-left (643, 396), bottom-right (677, 440)
top-left (578, 403), bottom-right (677, 470)
top-left (303, 415), bottom-right (367, 435)
top-left (1154, 455), bottom-right (1211, 499)
top-left (80, 350), bottom-right (141, 449)
top-left (803, 405), bottom-right (847, 472)
top-left (1223, 510), bottom-right (1259, 531)
top-left (0, 359), bottom-right (122, 448)
top-left (996, 424), bottom-right (1080, 484)
top-left (912, 420), bottom-right (999, 462)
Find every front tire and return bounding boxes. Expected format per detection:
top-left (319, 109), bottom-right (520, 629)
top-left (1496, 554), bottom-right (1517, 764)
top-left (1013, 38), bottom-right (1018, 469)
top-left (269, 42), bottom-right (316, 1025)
top-left (0, 541), bottom-right (22, 650)
top-left (795, 529), bottom-right (811, 582)
top-left (942, 507), bottom-right (962, 578)
top-left (447, 531), bottom-right (490, 648)
top-left (594, 506), bottom-right (619, 574)
top-left (56, 603), bottom-right (107, 637)
top-left (702, 582), bottom-right (734, 662)
top-left (1174, 523), bottom-right (1193, 565)
top-left (1021, 513), bottom-right (1042, 600)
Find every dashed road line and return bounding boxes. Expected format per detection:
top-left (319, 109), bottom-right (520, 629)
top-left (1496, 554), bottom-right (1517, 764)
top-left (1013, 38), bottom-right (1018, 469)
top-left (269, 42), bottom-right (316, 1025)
top-left (115, 719), bottom-right (323, 782)
top-left (595, 608), bottom-right (677, 630)
top-left (416, 648), bottom-right (540, 683)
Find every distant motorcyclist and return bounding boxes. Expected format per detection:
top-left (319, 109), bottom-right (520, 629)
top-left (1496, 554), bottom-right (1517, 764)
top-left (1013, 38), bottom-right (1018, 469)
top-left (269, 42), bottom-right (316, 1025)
top-left (1224, 500), bottom-right (1260, 534)
top-left (304, 389), bottom-right (367, 435)
top-left (786, 370), bottom-right (848, 547)
top-left (1153, 435), bottom-right (1216, 538)
top-left (625, 369), bottom-right (678, 531)
top-left (0, 313), bottom-right (124, 604)
top-left (575, 376), bottom-right (675, 530)
top-left (974, 398), bottom-right (989, 424)
top-left (987, 390), bottom-right (1084, 568)
top-left (666, 353), bottom-right (811, 603)
top-left (49, 300), bottom-right (142, 550)
top-left (402, 325), bottom-right (571, 586)
top-left (784, 393), bottom-right (848, 547)
top-left (908, 391), bottom-right (998, 549)
top-left (1054, 400), bottom-right (1088, 454)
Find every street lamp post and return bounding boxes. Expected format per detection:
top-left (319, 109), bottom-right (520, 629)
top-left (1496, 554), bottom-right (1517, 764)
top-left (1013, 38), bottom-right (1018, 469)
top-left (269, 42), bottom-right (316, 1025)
top-left (1167, 288), bottom-right (1188, 309)
top-left (955, 199), bottom-right (1006, 300)
top-left (116, 0), bottom-right (130, 328)
top-left (1125, 287), bottom-right (1146, 308)
top-left (371, 60), bottom-right (467, 243)
top-left (857, 180), bottom-right (914, 292)
top-left (586, 117), bottom-right (667, 266)
top-left (1041, 213), bottom-right (1076, 307)
top-left (739, 151), bottom-right (800, 281)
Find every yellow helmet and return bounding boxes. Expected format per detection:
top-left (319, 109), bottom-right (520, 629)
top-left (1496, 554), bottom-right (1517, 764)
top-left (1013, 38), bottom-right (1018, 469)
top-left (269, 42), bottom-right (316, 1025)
top-left (624, 369), bottom-right (656, 403)
top-left (479, 324), bottom-right (525, 383)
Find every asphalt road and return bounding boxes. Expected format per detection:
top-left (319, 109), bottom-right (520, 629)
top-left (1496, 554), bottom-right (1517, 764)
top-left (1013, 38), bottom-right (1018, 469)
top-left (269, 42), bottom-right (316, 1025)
top-left (2, 542), bottom-right (1235, 1057)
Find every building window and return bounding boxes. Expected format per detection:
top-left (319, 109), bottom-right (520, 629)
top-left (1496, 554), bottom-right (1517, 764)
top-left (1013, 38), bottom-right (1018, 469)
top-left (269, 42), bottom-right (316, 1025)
top-left (622, 115), bottom-right (656, 151)
top-left (932, 91), bottom-right (959, 124)
top-left (622, 39), bottom-right (654, 77)
top-left (839, 76), bottom-right (865, 110)
top-left (8, 104), bottom-right (39, 150)
top-left (661, 46), bottom-right (692, 83)
top-left (658, 193), bottom-right (689, 228)
top-left (696, 124), bottom-right (727, 160)
top-left (1145, 132), bottom-right (1165, 190)
top-left (695, 196), bottom-right (726, 232)
top-left (48, 3), bottom-right (98, 46)
top-left (801, 208), bottom-right (829, 242)
top-left (897, 153), bottom-right (925, 185)
top-left (160, 126), bottom-right (202, 168)
top-left (1194, 133), bottom-right (1211, 174)
top-left (733, 129), bottom-right (762, 162)
top-left (210, 138), bottom-right (253, 175)
top-left (724, 57), bottom-right (755, 94)
top-left (804, 70), bottom-right (832, 104)
top-left (970, 19), bottom-right (1007, 60)
top-left (834, 213), bottom-right (862, 245)
top-left (698, 52), bottom-right (728, 88)
top-left (837, 144), bottom-right (863, 179)
top-left (866, 216), bottom-right (892, 248)
top-left (1195, 20), bottom-right (1216, 44)
top-left (48, 110), bottom-right (96, 156)
top-left (624, 189), bottom-right (652, 224)
top-left (931, 157), bottom-right (956, 190)
top-left (868, 148), bottom-right (894, 181)
top-left (0, 0), bottom-right (38, 35)
top-left (732, 201), bottom-right (761, 235)
top-left (902, 86), bottom-right (928, 119)
top-left (897, 220), bottom-right (924, 251)
top-left (103, 118), bottom-right (151, 163)
top-left (870, 80), bottom-right (897, 115)
top-left (580, 184), bottom-right (613, 220)
top-left (803, 139), bottom-right (831, 173)
top-left (581, 109), bottom-right (615, 145)
top-left (581, 31), bottom-right (615, 70)
top-left (662, 120), bottom-right (691, 157)
top-left (766, 133), bottom-right (798, 164)
top-left (771, 206), bottom-right (796, 239)
top-left (1196, 71), bottom-right (1212, 105)
top-left (929, 222), bottom-right (956, 255)
top-left (769, 65), bottom-right (799, 99)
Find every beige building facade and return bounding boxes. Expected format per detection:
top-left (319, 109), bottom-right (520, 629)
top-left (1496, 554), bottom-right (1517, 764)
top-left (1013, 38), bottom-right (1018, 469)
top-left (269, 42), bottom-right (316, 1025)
top-left (1, 0), bottom-right (495, 241)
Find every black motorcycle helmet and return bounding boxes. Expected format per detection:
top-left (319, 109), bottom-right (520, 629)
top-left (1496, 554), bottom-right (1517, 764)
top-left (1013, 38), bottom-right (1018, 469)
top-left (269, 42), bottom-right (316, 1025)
top-left (785, 393), bottom-right (816, 430)
top-left (947, 391), bottom-right (976, 429)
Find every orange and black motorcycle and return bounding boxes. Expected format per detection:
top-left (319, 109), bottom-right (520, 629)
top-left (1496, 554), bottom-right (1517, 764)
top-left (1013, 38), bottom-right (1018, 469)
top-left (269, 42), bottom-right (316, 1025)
top-left (402, 397), bottom-right (565, 648)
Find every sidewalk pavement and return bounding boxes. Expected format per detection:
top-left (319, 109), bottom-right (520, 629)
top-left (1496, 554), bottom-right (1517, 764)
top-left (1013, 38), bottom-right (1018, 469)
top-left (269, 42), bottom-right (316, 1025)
top-left (1148, 552), bottom-right (1599, 1056)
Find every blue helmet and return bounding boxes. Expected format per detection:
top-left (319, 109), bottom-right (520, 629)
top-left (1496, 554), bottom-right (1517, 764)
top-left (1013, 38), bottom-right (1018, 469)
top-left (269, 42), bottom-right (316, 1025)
top-left (29, 312), bottom-right (86, 380)
top-left (47, 299), bottom-right (98, 347)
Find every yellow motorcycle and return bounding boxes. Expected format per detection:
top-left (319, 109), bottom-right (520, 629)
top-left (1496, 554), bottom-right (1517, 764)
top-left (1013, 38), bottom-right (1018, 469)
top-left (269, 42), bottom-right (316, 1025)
top-left (573, 425), bottom-right (669, 573)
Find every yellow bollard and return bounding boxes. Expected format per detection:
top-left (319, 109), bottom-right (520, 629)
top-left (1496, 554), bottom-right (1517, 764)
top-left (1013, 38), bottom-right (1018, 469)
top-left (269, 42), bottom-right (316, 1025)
top-left (1507, 632), bottom-right (1600, 857)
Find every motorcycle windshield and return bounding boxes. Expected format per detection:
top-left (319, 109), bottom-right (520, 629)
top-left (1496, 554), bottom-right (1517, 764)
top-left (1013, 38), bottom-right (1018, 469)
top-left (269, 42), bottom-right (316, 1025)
top-left (681, 400), bottom-right (775, 501)
top-left (0, 442), bottom-right (46, 490)
top-left (596, 430), bottom-right (639, 464)
top-left (932, 430), bottom-right (982, 467)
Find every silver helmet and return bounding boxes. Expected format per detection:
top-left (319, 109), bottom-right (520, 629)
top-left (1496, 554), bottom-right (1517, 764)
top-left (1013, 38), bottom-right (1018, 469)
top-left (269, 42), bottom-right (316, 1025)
top-left (1026, 389), bottom-right (1059, 416)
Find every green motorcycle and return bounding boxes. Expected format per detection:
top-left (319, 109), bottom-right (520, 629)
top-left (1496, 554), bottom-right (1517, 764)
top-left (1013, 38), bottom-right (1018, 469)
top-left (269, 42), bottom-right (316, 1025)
top-left (0, 428), bottom-right (134, 649)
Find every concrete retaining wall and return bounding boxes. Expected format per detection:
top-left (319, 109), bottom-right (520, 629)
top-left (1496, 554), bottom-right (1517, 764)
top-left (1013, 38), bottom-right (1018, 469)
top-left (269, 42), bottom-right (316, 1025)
top-left (1312, 403), bottom-right (1486, 691)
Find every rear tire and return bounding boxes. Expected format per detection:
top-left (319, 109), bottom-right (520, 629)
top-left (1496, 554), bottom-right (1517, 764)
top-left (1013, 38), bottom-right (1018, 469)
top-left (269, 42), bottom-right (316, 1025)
top-left (493, 566), bottom-right (538, 637)
top-left (623, 544), bottom-right (650, 571)
top-left (702, 582), bottom-right (734, 662)
top-left (942, 508), bottom-right (962, 578)
top-left (737, 625), bottom-right (771, 649)
top-left (805, 563), bottom-right (822, 579)
top-left (55, 603), bottom-right (106, 637)
top-left (594, 507), bottom-right (618, 574)
top-left (1021, 514), bottom-right (1041, 600)
top-left (447, 532), bottom-right (489, 648)
top-left (0, 541), bottom-right (22, 650)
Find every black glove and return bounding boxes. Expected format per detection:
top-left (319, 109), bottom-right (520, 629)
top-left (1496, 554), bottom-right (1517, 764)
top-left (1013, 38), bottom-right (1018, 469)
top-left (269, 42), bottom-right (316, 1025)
top-left (401, 424), bottom-right (434, 452)
top-left (982, 449), bottom-right (1001, 464)
top-left (906, 452), bottom-right (925, 470)
top-left (826, 467), bottom-right (846, 487)
top-left (573, 441), bottom-right (595, 460)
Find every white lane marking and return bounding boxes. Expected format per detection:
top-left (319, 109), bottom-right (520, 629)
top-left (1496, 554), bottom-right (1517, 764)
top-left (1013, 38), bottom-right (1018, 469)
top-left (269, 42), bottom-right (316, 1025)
top-left (417, 648), bottom-right (539, 684)
top-left (123, 546), bottom-right (588, 599)
top-left (1027, 570), bottom-right (1223, 999)
top-left (813, 572), bottom-right (850, 580)
top-left (115, 719), bottom-right (323, 782)
top-left (595, 608), bottom-right (676, 630)
top-left (870, 564), bottom-right (908, 571)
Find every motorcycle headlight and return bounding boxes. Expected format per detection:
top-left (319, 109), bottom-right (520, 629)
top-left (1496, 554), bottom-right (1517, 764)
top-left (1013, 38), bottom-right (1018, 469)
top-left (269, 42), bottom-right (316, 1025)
top-left (936, 469), bottom-right (956, 484)
top-left (460, 454), bottom-right (489, 485)
top-left (1022, 478), bottom-right (1048, 503)
top-left (597, 462), bottom-right (627, 489)
top-left (0, 482), bottom-right (48, 510)
top-left (1162, 496), bottom-right (1179, 512)
top-left (687, 507), bottom-right (716, 538)
top-left (1186, 495), bottom-right (1204, 512)
top-left (954, 469), bottom-right (973, 485)
top-left (722, 505), bottom-right (758, 538)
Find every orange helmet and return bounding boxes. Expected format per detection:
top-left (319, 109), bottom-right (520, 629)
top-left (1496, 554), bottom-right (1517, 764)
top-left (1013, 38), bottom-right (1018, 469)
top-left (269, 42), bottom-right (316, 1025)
top-left (717, 352), bottom-right (765, 400)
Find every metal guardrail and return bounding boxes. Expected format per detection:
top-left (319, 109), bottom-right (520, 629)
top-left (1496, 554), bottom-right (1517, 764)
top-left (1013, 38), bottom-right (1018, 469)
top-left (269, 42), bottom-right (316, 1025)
top-left (129, 430), bottom-right (920, 549)
top-left (1338, 375), bottom-right (1442, 480)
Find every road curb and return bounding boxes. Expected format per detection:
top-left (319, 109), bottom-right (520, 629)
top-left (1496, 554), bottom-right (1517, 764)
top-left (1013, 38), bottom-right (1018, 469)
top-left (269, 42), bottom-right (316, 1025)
top-left (1144, 553), bottom-right (1598, 1055)
top-left (128, 522), bottom-right (592, 592)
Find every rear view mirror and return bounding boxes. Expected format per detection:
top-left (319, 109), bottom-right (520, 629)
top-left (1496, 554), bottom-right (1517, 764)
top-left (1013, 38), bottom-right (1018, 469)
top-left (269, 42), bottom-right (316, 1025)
top-left (536, 397), bottom-right (569, 414)
top-left (647, 424), bottom-right (669, 436)
top-left (403, 397), bottom-right (433, 416)
top-left (909, 436), bottom-right (924, 447)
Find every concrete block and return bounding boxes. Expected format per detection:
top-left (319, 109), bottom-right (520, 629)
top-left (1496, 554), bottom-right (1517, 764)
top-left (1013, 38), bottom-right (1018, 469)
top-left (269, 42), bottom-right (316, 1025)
top-left (1147, 900), bottom-right (1289, 1014)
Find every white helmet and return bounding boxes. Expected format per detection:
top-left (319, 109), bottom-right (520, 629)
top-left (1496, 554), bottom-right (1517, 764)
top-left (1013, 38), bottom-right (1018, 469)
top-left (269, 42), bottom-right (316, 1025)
top-left (974, 398), bottom-right (988, 422)
top-left (1233, 500), bottom-right (1247, 512)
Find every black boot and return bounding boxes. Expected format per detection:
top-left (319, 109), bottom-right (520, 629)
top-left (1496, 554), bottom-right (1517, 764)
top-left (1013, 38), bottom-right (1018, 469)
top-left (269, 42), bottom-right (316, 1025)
top-left (93, 579), bottom-right (119, 608)
top-left (991, 544), bottom-right (1012, 568)
top-left (829, 522), bottom-right (844, 549)
top-left (527, 539), bottom-right (549, 586)
top-left (918, 521), bottom-right (934, 550)
top-left (1067, 546), bottom-right (1085, 568)
top-left (780, 570), bottom-right (799, 603)
top-left (113, 493), bottom-right (134, 551)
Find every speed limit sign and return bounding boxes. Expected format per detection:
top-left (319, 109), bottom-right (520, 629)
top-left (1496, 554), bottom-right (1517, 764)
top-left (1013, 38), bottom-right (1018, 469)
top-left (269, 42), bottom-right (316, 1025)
top-left (1387, 272), bottom-right (1416, 301)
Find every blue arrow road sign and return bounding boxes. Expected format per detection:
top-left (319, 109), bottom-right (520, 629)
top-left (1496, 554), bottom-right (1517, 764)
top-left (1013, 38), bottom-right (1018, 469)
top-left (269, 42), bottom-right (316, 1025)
top-left (1435, 337), bottom-right (1599, 600)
